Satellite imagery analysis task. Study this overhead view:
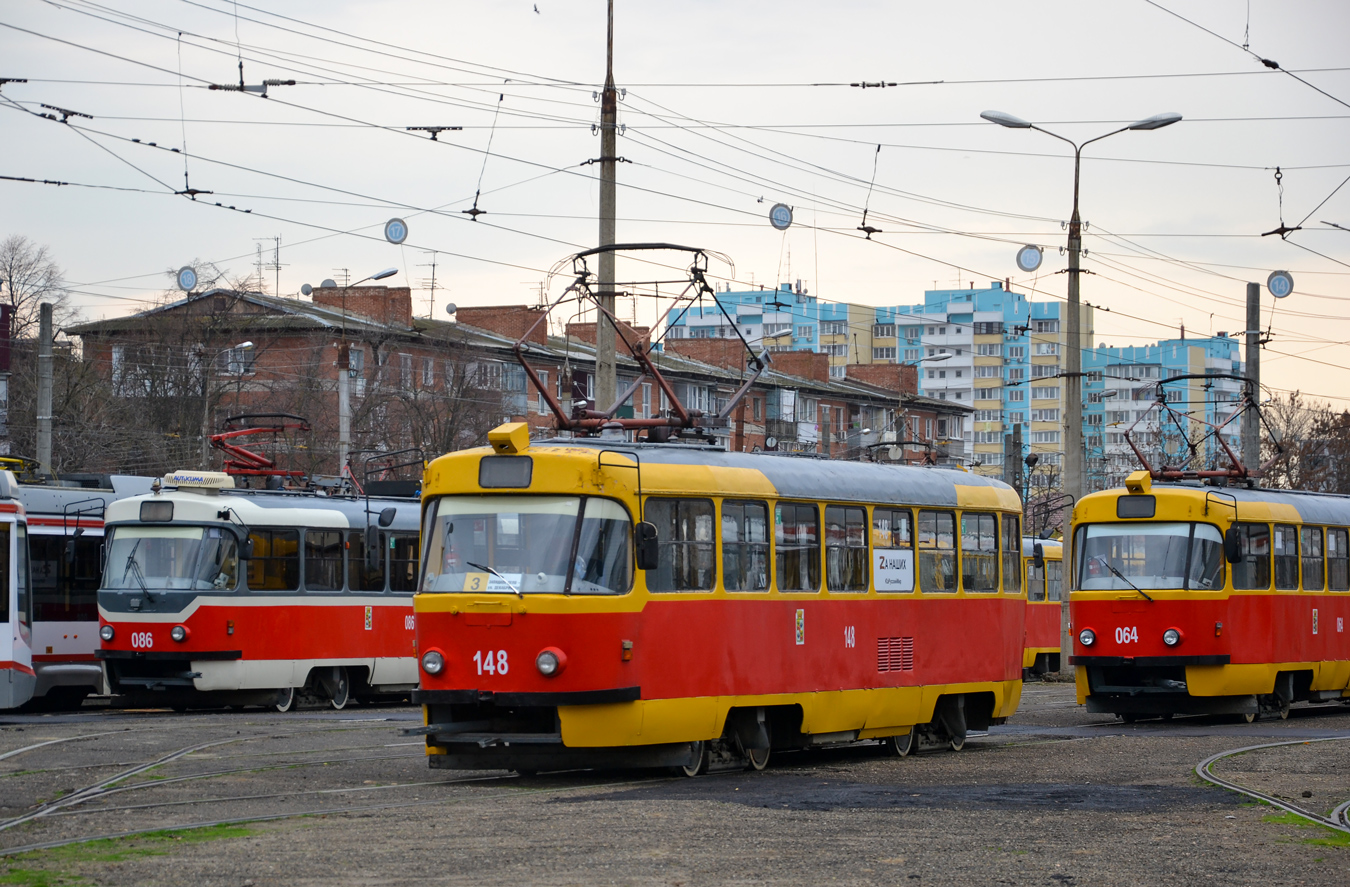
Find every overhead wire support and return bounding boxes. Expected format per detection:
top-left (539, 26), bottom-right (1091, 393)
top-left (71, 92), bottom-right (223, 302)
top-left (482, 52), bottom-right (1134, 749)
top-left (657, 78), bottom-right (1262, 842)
top-left (406, 125), bottom-right (462, 141)
top-left (38, 103), bottom-right (92, 123)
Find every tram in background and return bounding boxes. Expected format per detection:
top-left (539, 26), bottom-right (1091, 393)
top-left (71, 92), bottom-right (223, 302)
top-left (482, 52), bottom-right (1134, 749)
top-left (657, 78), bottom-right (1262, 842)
top-left (1070, 470), bottom-right (1350, 721)
top-left (0, 471), bottom-right (32, 709)
top-left (1023, 536), bottom-right (1064, 677)
top-left (97, 471), bottom-right (422, 710)
top-left (411, 423), bottom-right (1027, 774)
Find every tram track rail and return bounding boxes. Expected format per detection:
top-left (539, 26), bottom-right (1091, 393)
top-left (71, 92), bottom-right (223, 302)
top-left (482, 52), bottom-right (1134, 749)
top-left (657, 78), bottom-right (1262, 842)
top-left (1195, 735), bottom-right (1350, 835)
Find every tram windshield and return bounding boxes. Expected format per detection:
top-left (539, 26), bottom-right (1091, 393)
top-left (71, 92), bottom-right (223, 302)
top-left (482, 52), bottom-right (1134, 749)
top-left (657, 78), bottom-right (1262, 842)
top-left (420, 495), bottom-right (631, 595)
top-left (103, 525), bottom-right (240, 591)
top-left (1074, 521), bottom-right (1225, 591)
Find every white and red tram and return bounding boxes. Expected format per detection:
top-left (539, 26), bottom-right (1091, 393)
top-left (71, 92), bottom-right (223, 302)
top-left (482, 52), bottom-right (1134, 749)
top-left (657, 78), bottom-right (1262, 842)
top-left (97, 471), bottom-right (421, 710)
top-left (0, 471), bottom-right (33, 710)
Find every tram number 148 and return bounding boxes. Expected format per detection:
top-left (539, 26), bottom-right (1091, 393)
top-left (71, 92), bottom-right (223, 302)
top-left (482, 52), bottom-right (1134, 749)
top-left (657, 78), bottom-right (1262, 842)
top-left (473, 650), bottom-right (509, 676)
top-left (1114, 626), bottom-right (1139, 645)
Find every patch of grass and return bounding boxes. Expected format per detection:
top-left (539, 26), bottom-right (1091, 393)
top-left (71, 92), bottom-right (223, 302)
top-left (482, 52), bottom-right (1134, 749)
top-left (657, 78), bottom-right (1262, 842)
top-left (1262, 812), bottom-right (1350, 849)
top-left (1, 822), bottom-right (254, 887)
top-left (0, 869), bottom-right (89, 887)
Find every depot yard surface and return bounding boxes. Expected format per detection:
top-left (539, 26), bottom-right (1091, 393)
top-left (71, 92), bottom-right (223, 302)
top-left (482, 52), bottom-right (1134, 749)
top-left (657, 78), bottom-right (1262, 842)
top-left (1, 684), bottom-right (1347, 887)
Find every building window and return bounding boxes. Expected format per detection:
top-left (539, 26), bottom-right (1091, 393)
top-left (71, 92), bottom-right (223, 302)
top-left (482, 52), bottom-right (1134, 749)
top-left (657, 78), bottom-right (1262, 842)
top-left (796, 325), bottom-right (815, 339)
top-left (872, 323), bottom-right (895, 338)
top-left (829, 366), bottom-right (846, 379)
top-left (975, 365), bottom-right (1000, 378)
top-left (1031, 409), bottom-right (1060, 422)
top-left (1034, 342), bottom-right (1059, 355)
top-left (872, 346), bottom-right (897, 361)
top-left (1031, 431), bottom-right (1061, 443)
top-left (1034, 320), bottom-right (1060, 333)
top-left (821, 321), bottom-right (847, 336)
top-left (1008, 346), bottom-right (1026, 360)
top-left (752, 397), bottom-right (762, 421)
top-left (974, 410), bottom-right (1001, 422)
top-left (1007, 412), bottom-right (1024, 424)
top-left (974, 387), bottom-right (1001, 401)
top-left (954, 370), bottom-right (963, 378)
top-left (1008, 367), bottom-right (1025, 381)
top-left (422, 357), bottom-right (435, 387)
top-left (1007, 389), bottom-right (1025, 402)
top-left (1031, 386), bottom-right (1059, 400)
top-left (976, 343), bottom-right (1002, 356)
top-left (1032, 364), bottom-right (1060, 378)
top-left (939, 327), bottom-right (946, 335)
top-left (537, 370), bottom-right (551, 414)
top-left (974, 322), bottom-right (1004, 335)
top-left (904, 348), bottom-right (921, 361)
top-left (218, 344), bottom-right (255, 376)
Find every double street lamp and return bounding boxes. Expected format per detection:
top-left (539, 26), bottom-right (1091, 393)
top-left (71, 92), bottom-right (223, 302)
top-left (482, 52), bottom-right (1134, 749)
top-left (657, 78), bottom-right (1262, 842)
top-left (980, 110), bottom-right (1181, 506)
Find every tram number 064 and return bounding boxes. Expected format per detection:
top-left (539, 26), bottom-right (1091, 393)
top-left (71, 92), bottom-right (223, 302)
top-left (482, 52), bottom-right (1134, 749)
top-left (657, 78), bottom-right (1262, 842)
top-left (1114, 626), bottom-right (1139, 645)
top-left (472, 650), bottom-right (509, 676)
top-left (130, 631), bottom-right (154, 650)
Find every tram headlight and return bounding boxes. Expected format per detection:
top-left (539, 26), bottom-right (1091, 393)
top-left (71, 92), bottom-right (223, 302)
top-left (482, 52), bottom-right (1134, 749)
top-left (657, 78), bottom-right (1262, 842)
top-left (99, 624), bottom-right (114, 642)
top-left (1162, 628), bottom-right (1182, 647)
top-left (536, 647), bottom-right (567, 677)
top-left (421, 650), bottom-right (445, 676)
top-left (1078, 628), bottom-right (1096, 647)
top-left (170, 625), bottom-right (188, 642)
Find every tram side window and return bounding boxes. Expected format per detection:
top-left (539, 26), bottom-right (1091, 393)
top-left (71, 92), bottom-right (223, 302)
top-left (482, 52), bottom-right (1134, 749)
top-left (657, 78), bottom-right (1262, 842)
top-left (1001, 516), bottom-right (1021, 593)
top-left (247, 529), bottom-right (300, 592)
top-left (722, 500), bottom-right (769, 592)
top-left (30, 533), bottom-right (102, 621)
top-left (1300, 527), bottom-right (1324, 591)
top-left (348, 530), bottom-right (387, 591)
top-left (825, 505), bottom-right (868, 592)
top-left (917, 510), bottom-right (956, 593)
top-left (776, 502), bottom-right (820, 592)
top-left (1046, 560), bottom-right (1063, 601)
top-left (304, 530), bottom-right (343, 591)
top-left (16, 524), bottom-right (30, 628)
top-left (645, 498), bottom-right (715, 592)
top-left (389, 533), bottom-right (420, 593)
top-left (1273, 524), bottom-right (1299, 590)
top-left (1230, 523), bottom-right (1271, 590)
top-left (0, 525), bottom-right (6, 623)
top-left (961, 512), bottom-right (999, 592)
top-left (871, 508), bottom-right (915, 593)
top-left (1027, 559), bottom-right (1046, 601)
top-left (1328, 528), bottom-right (1349, 591)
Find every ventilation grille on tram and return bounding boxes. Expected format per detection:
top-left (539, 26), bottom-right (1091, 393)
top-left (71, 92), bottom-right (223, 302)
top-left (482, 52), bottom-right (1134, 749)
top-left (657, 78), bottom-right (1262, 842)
top-left (876, 637), bottom-right (915, 672)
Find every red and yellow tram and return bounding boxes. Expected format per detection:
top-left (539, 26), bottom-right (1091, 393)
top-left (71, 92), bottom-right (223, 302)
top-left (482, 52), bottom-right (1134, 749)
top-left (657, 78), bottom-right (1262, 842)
top-left (411, 423), bottom-right (1027, 773)
top-left (1070, 470), bottom-right (1350, 720)
top-left (1023, 536), bottom-right (1064, 676)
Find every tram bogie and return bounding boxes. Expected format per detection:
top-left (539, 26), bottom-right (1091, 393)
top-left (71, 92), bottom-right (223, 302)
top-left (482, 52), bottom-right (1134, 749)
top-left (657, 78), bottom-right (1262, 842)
top-left (412, 424), bottom-right (1027, 772)
top-left (1069, 470), bottom-right (1350, 720)
top-left (97, 471), bottom-right (421, 710)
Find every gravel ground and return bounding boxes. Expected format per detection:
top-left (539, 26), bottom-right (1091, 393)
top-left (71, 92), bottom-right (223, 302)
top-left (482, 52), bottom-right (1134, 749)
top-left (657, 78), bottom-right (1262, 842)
top-left (1, 682), bottom-right (1348, 886)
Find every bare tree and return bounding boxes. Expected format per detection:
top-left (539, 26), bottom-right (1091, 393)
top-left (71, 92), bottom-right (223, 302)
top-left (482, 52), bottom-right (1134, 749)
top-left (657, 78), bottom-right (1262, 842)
top-left (1260, 391), bottom-right (1334, 490)
top-left (0, 235), bottom-right (77, 338)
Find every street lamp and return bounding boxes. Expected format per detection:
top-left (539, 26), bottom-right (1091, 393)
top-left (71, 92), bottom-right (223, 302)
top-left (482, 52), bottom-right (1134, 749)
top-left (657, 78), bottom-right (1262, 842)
top-left (980, 110), bottom-right (1180, 506)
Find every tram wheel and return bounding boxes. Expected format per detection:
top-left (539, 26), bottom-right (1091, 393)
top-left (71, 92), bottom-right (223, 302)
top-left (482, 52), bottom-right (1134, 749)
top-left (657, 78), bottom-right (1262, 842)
top-left (329, 667), bottom-right (351, 711)
top-left (680, 740), bottom-right (708, 777)
top-left (274, 686), bottom-right (297, 713)
top-left (745, 744), bottom-right (770, 771)
top-left (1238, 710), bottom-right (1257, 724)
top-left (949, 732), bottom-right (966, 753)
top-left (883, 731), bottom-right (915, 758)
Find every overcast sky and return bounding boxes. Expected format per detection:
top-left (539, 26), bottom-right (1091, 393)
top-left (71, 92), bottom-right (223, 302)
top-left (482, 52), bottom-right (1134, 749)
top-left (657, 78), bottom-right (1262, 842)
top-left (3, 0), bottom-right (1348, 404)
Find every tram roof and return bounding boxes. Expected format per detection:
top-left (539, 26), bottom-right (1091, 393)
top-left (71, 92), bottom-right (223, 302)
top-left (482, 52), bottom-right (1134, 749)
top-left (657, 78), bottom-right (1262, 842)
top-left (105, 487), bottom-right (421, 530)
top-left (1143, 481), bottom-right (1350, 526)
top-left (15, 476), bottom-right (155, 518)
top-left (531, 438), bottom-right (1017, 509)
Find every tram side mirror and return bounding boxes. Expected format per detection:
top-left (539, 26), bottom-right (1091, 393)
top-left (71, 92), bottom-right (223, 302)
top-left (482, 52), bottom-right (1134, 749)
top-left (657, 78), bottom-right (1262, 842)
top-left (378, 507), bottom-right (397, 528)
top-left (634, 521), bottom-right (659, 571)
top-left (65, 527), bottom-right (85, 564)
top-left (1223, 527), bottom-right (1243, 564)
top-left (1032, 542), bottom-right (1045, 570)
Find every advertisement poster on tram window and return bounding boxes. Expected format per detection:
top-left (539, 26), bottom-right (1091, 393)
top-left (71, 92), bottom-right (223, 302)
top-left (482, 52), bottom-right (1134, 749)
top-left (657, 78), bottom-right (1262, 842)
top-left (874, 548), bottom-right (914, 592)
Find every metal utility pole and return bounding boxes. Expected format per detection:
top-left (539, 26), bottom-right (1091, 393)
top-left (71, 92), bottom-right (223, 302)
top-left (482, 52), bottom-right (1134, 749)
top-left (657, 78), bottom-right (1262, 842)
top-left (35, 302), bottom-right (53, 471)
top-left (1242, 281), bottom-right (1261, 476)
top-left (594, 0), bottom-right (618, 413)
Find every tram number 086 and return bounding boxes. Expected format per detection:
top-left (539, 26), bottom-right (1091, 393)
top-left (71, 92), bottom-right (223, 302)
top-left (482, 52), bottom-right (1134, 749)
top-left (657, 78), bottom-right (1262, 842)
top-left (473, 650), bottom-right (509, 676)
top-left (1114, 626), bottom-right (1139, 645)
top-left (130, 631), bottom-right (154, 650)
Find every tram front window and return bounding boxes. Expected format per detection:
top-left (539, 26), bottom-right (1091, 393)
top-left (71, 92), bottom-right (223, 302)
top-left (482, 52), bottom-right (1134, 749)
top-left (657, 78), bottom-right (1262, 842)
top-left (103, 526), bottom-right (239, 591)
top-left (1075, 522), bottom-right (1225, 591)
top-left (420, 496), bottom-right (631, 595)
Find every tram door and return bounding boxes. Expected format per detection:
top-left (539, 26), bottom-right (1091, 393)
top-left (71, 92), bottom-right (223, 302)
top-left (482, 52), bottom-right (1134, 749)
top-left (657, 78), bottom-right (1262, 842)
top-left (0, 517), bottom-right (35, 709)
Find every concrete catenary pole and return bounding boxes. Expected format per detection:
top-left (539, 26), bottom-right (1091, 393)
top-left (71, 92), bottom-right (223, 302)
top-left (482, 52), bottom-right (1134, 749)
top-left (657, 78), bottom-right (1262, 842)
top-left (594, 0), bottom-right (618, 414)
top-left (35, 302), bottom-right (53, 471)
top-left (1242, 282), bottom-right (1261, 478)
top-left (338, 343), bottom-right (351, 473)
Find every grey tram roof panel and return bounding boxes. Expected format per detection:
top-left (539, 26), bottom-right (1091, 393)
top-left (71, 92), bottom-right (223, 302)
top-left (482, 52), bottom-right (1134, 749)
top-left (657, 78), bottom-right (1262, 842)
top-left (532, 438), bottom-right (1015, 509)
